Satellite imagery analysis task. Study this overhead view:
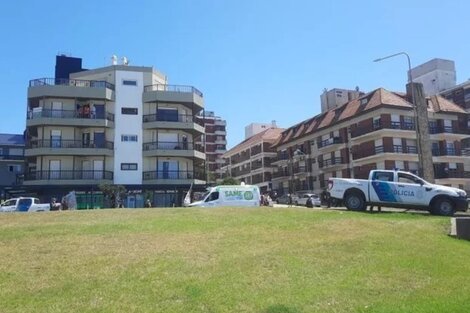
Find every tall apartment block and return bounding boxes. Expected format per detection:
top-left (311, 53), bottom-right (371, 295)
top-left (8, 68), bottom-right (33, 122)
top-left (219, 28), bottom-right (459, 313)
top-left (320, 87), bottom-right (363, 113)
top-left (410, 58), bottom-right (457, 96)
top-left (196, 111), bottom-right (227, 183)
top-left (272, 88), bottom-right (470, 195)
top-left (245, 121), bottom-right (277, 139)
top-left (222, 127), bottom-right (284, 193)
top-left (24, 58), bottom-right (206, 207)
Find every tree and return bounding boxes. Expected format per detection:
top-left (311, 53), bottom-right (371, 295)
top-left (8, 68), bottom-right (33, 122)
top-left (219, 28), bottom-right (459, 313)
top-left (220, 177), bottom-right (239, 185)
top-left (99, 184), bottom-right (127, 208)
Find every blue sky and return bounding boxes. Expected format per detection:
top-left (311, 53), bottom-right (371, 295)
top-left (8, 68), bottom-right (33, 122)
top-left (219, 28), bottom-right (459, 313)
top-left (1, 0), bottom-right (470, 147)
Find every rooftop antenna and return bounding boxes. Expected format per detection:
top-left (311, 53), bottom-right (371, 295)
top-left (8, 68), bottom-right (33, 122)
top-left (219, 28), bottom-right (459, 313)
top-left (122, 56), bottom-right (129, 66)
top-left (111, 55), bottom-right (118, 65)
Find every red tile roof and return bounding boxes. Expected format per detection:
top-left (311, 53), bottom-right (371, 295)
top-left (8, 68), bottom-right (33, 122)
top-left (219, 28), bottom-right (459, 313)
top-left (272, 87), bottom-right (467, 148)
top-left (224, 127), bottom-right (284, 156)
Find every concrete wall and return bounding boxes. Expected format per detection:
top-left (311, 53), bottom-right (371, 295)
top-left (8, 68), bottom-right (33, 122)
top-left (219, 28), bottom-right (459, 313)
top-left (113, 70), bottom-right (144, 184)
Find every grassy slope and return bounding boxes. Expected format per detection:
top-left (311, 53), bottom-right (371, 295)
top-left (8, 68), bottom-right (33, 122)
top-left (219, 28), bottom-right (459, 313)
top-left (1, 208), bottom-right (469, 313)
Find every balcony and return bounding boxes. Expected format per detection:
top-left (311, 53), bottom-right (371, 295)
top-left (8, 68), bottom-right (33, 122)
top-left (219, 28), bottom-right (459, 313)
top-left (28, 78), bottom-right (114, 100)
top-left (318, 157), bottom-right (344, 169)
top-left (293, 165), bottom-right (307, 174)
top-left (432, 148), bottom-right (460, 157)
top-left (272, 171), bottom-right (289, 179)
top-left (429, 126), bottom-right (468, 135)
top-left (23, 170), bottom-right (113, 186)
top-left (0, 154), bottom-right (24, 160)
top-left (142, 170), bottom-right (205, 184)
top-left (143, 84), bottom-right (204, 110)
top-left (27, 108), bottom-right (114, 128)
top-left (251, 162), bottom-right (263, 170)
top-left (25, 139), bottom-right (114, 156)
top-left (351, 121), bottom-right (415, 138)
top-left (142, 141), bottom-right (205, 159)
top-left (318, 137), bottom-right (343, 148)
top-left (142, 113), bottom-right (204, 135)
top-left (435, 169), bottom-right (470, 179)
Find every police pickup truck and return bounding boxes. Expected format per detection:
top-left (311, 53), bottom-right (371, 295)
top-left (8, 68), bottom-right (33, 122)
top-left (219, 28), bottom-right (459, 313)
top-left (328, 170), bottom-right (468, 216)
top-left (0, 197), bottom-right (50, 212)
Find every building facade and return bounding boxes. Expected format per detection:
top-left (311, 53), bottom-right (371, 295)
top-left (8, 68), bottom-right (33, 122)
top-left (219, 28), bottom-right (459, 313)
top-left (272, 88), bottom-right (470, 195)
top-left (244, 122), bottom-right (278, 140)
top-left (24, 62), bottom-right (206, 207)
top-left (320, 87), bottom-right (363, 113)
top-left (0, 134), bottom-right (25, 199)
top-left (410, 58), bottom-right (456, 96)
top-left (222, 127), bottom-right (284, 193)
top-left (196, 111), bottom-right (227, 184)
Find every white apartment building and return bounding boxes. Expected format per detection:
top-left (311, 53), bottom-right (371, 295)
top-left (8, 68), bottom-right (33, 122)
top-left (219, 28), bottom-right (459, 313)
top-left (24, 63), bottom-right (206, 207)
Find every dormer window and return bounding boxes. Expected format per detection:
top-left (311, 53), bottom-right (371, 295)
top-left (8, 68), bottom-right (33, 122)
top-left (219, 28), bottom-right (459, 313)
top-left (360, 98), bottom-right (368, 105)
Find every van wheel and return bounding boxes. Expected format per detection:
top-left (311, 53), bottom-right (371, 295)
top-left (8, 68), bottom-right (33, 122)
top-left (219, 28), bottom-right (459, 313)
top-left (432, 198), bottom-right (455, 216)
top-left (295, 201), bottom-right (299, 206)
top-left (344, 192), bottom-right (366, 211)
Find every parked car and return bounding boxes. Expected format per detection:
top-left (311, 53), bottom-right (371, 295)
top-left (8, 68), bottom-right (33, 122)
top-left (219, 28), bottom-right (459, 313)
top-left (276, 194), bottom-right (298, 205)
top-left (296, 193), bottom-right (321, 207)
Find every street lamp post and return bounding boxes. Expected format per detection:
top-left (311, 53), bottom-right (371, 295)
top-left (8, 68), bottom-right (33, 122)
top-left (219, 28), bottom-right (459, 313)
top-left (373, 52), bottom-right (424, 177)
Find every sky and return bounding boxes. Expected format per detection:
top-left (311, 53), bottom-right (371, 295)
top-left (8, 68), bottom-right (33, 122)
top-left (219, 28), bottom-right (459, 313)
top-left (1, 0), bottom-right (470, 148)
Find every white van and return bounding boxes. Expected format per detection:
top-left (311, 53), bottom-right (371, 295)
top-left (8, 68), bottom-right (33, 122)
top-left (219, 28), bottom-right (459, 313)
top-left (188, 185), bottom-right (261, 207)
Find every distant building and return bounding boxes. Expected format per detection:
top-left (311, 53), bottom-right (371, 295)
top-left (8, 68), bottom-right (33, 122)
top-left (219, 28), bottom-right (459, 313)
top-left (55, 54), bottom-right (85, 80)
top-left (320, 88), bottom-right (362, 113)
top-left (440, 80), bottom-right (470, 111)
top-left (245, 121), bottom-right (277, 139)
top-left (223, 127), bottom-right (283, 193)
top-left (0, 134), bottom-right (25, 199)
top-left (196, 111), bottom-right (227, 183)
top-left (410, 58), bottom-right (456, 96)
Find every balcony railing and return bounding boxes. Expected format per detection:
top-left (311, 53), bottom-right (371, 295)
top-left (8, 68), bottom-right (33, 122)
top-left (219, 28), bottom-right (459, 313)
top-left (351, 121), bottom-right (415, 138)
top-left (142, 141), bottom-right (204, 152)
top-left (318, 137), bottom-right (343, 148)
top-left (142, 113), bottom-right (204, 126)
top-left (28, 108), bottom-right (115, 122)
top-left (293, 166), bottom-right (307, 173)
top-left (435, 170), bottom-right (470, 179)
top-left (24, 170), bottom-right (113, 181)
top-left (428, 126), bottom-right (467, 134)
top-left (142, 170), bottom-right (205, 180)
top-left (251, 162), bottom-right (263, 170)
top-left (27, 139), bottom-right (114, 150)
top-left (143, 84), bottom-right (203, 97)
top-left (318, 157), bottom-right (343, 168)
top-left (29, 78), bottom-right (115, 90)
top-left (272, 171), bottom-right (289, 178)
top-left (0, 154), bottom-right (24, 160)
top-left (432, 148), bottom-right (457, 156)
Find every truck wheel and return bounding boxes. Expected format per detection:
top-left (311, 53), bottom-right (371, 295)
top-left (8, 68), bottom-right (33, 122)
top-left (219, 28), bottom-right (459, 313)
top-left (344, 192), bottom-right (366, 211)
top-left (432, 198), bottom-right (455, 216)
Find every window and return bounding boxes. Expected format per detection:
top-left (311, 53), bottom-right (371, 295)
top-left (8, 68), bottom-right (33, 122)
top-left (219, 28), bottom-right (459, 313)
top-left (398, 173), bottom-right (423, 185)
top-left (121, 134), bottom-right (138, 142)
top-left (372, 171), bottom-right (394, 182)
top-left (122, 80), bottom-right (137, 86)
top-left (205, 191), bottom-right (219, 202)
top-left (157, 108), bottom-right (179, 122)
top-left (121, 163), bottom-right (138, 170)
top-left (8, 164), bottom-right (22, 173)
top-left (121, 107), bottom-right (138, 115)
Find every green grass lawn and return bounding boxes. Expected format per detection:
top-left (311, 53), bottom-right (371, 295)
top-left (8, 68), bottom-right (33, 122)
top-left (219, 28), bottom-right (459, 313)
top-left (1, 207), bottom-right (469, 313)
